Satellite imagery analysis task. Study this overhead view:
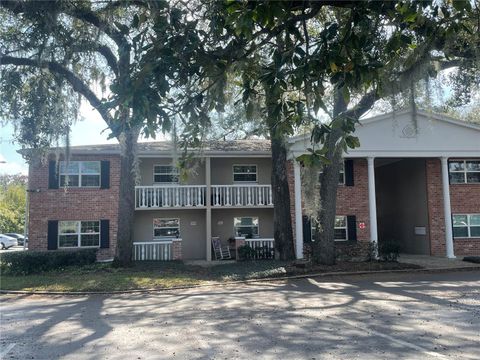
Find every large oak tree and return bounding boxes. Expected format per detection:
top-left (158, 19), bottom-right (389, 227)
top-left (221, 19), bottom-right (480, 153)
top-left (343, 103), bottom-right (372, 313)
top-left (0, 0), bottom-right (208, 265)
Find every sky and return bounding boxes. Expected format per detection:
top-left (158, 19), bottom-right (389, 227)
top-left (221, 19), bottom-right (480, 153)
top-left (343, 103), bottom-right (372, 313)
top-left (0, 101), bottom-right (167, 176)
top-left (0, 102), bottom-right (113, 175)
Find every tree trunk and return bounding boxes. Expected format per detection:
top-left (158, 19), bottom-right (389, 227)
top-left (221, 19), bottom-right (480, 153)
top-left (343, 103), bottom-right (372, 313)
top-left (270, 135), bottom-right (295, 260)
top-left (114, 126), bottom-right (138, 266)
top-left (264, 79), bottom-right (295, 260)
top-left (311, 86), bottom-right (347, 265)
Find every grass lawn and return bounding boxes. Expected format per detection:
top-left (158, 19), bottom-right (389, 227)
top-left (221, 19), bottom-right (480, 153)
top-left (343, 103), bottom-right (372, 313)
top-left (0, 260), bottom-right (422, 292)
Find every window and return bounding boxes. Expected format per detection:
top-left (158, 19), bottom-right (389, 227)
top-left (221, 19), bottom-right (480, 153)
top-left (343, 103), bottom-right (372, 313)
top-left (59, 161), bottom-right (100, 187)
top-left (153, 218), bottom-right (180, 238)
top-left (311, 216), bottom-right (348, 241)
top-left (153, 165), bottom-right (179, 183)
top-left (334, 216), bottom-right (348, 241)
top-left (233, 165), bottom-right (257, 182)
top-left (234, 217), bottom-right (259, 238)
top-left (58, 221), bottom-right (100, 248)
top-left (449, 160), bottom-right (480, 184)
top-left (453, 214), bottom-right (480, 238)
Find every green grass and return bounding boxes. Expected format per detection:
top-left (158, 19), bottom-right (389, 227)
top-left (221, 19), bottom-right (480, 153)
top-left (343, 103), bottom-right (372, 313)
top-left (0, 261), bottom-right (289, 292)
top-left (0, 260), bottom-right (422, 292)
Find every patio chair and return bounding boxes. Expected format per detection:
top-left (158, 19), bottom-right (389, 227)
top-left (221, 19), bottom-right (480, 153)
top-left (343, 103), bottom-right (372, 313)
top-left (212, 237), bottom-right (231, 260)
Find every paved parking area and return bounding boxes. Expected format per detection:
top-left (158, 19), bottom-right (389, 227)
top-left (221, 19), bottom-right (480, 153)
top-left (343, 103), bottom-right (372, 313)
top-left (1, 270), bottom-right (479, 359)
top-left (0, 246), bottom-right (27, 252)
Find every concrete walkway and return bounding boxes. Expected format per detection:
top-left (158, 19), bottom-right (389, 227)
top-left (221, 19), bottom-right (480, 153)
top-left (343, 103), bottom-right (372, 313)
top-left (1, 270), bottom-right (479, 359)
top-left (399, 254), bottom-right (480, 269)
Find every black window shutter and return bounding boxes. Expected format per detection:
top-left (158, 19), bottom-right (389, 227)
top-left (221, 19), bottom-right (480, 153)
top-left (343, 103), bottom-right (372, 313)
top-left (47, 220), bottom-right (58, 250)
top-left (48, 161), bottom-right (59, 189)
top-left (100, 161), bottom-right (110, 189)
top-left (302, 215), bottom-right (312, 243)
top-left (345, 160), bottom-right (354, 186)
top-left (347, 215), bottom-right (357, 242)
top-left (100, 219), bottom-right (110, 248)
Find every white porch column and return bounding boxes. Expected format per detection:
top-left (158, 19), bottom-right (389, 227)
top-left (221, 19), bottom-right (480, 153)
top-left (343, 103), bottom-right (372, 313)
top-left (293, 160), bottom-right (304, 259)
top-left (367, 157), bottom-right (378, 257)
top-left (206, 157), bottom-right (212, 261)
top-left (441, 157), bottom-right (455, 259)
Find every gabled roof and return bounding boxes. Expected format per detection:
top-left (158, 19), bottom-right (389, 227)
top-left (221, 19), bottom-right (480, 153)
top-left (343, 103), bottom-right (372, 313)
top-left (289, 109), bottom-right (480, 158)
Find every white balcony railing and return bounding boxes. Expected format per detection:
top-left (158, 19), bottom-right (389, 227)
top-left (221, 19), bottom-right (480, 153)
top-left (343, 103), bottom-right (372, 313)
top-left (245, 238), bottom-right (275, 259)
top-left (212, 185), bottom-right (273, 207)
top-left (135, 184), bottom-right (273, 209)
top-left (135, 185), bottom-right (206, 209)
top-left (133, 241), bottom-right (173, 261)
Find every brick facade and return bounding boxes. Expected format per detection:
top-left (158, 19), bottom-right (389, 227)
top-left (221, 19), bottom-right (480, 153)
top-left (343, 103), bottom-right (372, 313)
top-left (28, 152), bottom-right (479, 262)
top-left (288, 159), bottom-right (372, 261)
top-left (335, 159), bottom-right (371, 259)
top-left (289, 157), bottom-right (480, 260)
top-left (426, 158), bottom-right (480, 256)
top-left (172, 239), bottom-right (182, 260)
top-left (28, 155), bottom-right (120, 260)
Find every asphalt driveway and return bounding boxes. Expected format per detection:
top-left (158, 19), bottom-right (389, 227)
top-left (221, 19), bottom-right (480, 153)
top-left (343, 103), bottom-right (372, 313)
top-left (1, 270), bottom-right (479, 359)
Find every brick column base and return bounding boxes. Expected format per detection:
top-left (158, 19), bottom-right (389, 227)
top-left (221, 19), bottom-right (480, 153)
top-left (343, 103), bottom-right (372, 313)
top-left (172, 239), bottom-right (182, 260)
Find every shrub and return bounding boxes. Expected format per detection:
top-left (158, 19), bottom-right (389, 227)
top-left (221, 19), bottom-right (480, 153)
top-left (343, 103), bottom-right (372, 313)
top-left (237, 245), bottom-right (256, 261)
top-left (378, 239), bottom-right (401, 262)
top-left (463, 256), bottom-right (480, 264)
top-left (237, 245), bottom-right (275, 260)
top-left (0, 249), bottom-right (98, 275)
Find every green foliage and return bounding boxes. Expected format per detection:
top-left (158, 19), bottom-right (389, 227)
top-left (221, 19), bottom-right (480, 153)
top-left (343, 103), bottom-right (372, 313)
top-left (204, 0), bottom-right (478, 155)
top-left (237, 244), bottom-right (274, 260)
top-left (0, 1), bottom-right (212, 150)
top-left (237, 245), bottom-right (257, 261)
top-left (378, 239), bottom-right (401, 262)
top-left (463, 256), bottom-right (480, 264)
top-left (0, 248), bottom-right (97, 275)
top-left (0, 174), bottom-right (26, 233)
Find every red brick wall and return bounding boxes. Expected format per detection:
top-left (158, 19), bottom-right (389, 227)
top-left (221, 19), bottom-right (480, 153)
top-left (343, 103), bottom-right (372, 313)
top-left (427, 158), bottom-right (480, 256)
top-left (28, 155), bottom-right (120, 260)
top-left (288, 159), bottom-right (371, 259)
top-left (172, 239), bottom-right (182, 260)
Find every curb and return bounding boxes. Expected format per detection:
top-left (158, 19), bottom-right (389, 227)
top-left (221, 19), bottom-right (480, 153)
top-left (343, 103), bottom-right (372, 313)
top-left (1, 265), bottom-right (479, 296)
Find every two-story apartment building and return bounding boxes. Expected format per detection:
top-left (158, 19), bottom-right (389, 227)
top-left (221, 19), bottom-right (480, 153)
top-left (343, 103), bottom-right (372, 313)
top-left (25, 110), bottom-right (480, 261)
top-left (27, 140), bottom-right (275, 261)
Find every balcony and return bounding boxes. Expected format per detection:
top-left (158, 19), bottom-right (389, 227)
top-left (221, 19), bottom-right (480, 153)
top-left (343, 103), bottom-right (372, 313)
top-left (135, 185), bottom-right (207, 209)
top-left (212, 185), bottom-right (273, 207)
top-left (135, 184), bottom-right (274, 209)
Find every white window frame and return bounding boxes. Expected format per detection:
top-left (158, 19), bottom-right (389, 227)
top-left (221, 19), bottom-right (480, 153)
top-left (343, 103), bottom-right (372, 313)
top-left (59, 161), bottom-right (101, 188)
top-left (58, 220), bottom-right (100, 248)
top-left (153, 218), bottom-right (180, 239)
top-left (234, 216), bottom-right (259, 238)
top-left (233, 164), bottom-right (258, 183)
top-left (311, 215), bottom-right (348, 242)
top-left (449, 159), bottom-right (480, 184)
top-left (452, 214), bottom-right (480, 239)
top-left (153, 165), bottom-right (179, 184)
top-left (338, 162), bottom-right (346, 185)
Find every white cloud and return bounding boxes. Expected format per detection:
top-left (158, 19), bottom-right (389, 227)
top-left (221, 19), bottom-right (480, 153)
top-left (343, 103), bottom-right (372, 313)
top-left (0, 154), bottom-right (28, 175)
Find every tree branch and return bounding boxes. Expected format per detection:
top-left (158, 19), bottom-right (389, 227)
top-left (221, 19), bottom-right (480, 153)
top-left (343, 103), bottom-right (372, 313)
top-left (0, 0), bottom-right (128, 50)
top-left (70, 43), bottom-right (118, 75)
top-left (0, 55), bottom-right (114, 126)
